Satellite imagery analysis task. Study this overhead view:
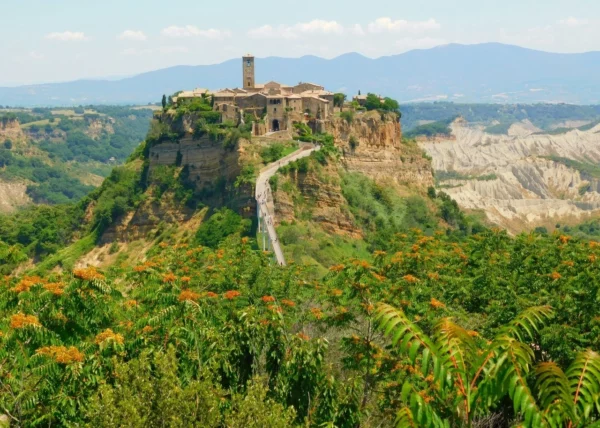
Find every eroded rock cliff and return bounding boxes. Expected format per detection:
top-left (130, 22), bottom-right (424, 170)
top-left (420, 119), bottom-right (600, 232)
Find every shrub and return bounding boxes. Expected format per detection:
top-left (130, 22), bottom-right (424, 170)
top-left (195, 208), bottom-right (250, 248)
top-left (340, 111), bottom-right (354, 124)
top-left (349, 135), bottom-right (358, 151)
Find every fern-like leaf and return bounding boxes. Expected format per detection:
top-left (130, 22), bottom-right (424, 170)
top-left (535, 362), bottom-right (574, 426)
top-left (565, 349), bottom-right (600, 422)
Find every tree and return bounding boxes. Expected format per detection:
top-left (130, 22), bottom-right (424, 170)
top-left (3, 139), bottom-right (12, 150)
top-left (376, 303), bottom-right (600, 427)
top-left (333, 93), bottom-right (347, 108)
top-left (364, 93), bottom-right (383, 111)
top-left (161, 94), bottom-right (167, 109)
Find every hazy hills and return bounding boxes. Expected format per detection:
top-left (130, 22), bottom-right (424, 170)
top-left (2, 43), bottom-right (600, 106)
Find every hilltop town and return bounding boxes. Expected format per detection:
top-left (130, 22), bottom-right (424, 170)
top-left (172, 54), bottom-right (383, 137)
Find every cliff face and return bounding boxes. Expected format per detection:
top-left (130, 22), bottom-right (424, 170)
top-left (273, 111), bottom-right (434, 238)
top-left (274, 166), bottom-right (362, 238)
top-left (420, 119), bottom-right (600, 232)
top-left (0, 119), bottom-right (25, 143)
top-left (326, 111), bottom-right (434, 189)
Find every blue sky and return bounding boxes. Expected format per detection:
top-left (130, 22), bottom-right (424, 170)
top-left (1, 0), bottom-right (598, 85)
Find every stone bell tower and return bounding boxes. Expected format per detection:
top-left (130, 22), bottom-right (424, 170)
top-left (243, 54), bottom-right (255, 89)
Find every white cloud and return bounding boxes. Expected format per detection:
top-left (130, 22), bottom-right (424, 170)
top-left (351, 24), bottom-right (365, 36)
top-left (118, 30), bottom-right (147, 41)
top-left (248, 20), bottom-right (344, 39)
top-left (45, 31), bottom-right (89, 41)
top-left (161, 25), bottom-right (231, 39)
top-left (558, 17), bottom-right (588, 27)
top-left (367, 17), bottom-right (440, 33)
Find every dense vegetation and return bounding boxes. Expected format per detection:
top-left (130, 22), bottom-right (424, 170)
top-left (404, 117), bottom-right (456, 139)
top-left (401, 102), bottom-right (600, 131)
top-left (0, 106), bottom-right (152, 205)
top-left (2, 227), bottom-right (600, 426)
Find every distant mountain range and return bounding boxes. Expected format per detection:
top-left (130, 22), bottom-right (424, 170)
top-left (2, 43), bottom-right (600, 106)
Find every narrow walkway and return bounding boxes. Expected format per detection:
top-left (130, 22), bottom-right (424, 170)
top-left (255, 143), bottom-right (320, 266)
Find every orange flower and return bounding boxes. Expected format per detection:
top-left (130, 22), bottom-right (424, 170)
top-left (550, 271), bottom-right (562, 280)
top-left (430, 298), bottom-right (446, 309)
top-left (10, 313), bottom-right (41, 329)
top-left (206, 291), bottom-right (218, 298)
top-left (268, 305), bottom-right (282, 313)
top-left (36, 346), bottom-right (84, 364)
top-left (241, 237), bottom-right (249, 244)
top-left (330, 288), bottom-right (343, 297)
top-left (281, 299), bottom-right (295, 307)
top-left (559, 235), bottom-right (571, 244)
top-left (181, 276), bottom-right (191, 283)
top-left (73, 267), bottom-right (105, 281)
top-left (178, 290), bottom-right (200, 302)
top-left (329, 264), bottom-right (345, 272)
top-left (216, 249), bottom-right (225, 259)
top-left (223, 290), bottom-right (241, 300)
top-left (371, 272), bottom-right (386, 282)
top-left (297, 333), bottom-right (310, 341)
top-left (141, 325), bottom-right (153, 334)
top-left (311, 308), bottom-right (323, 319)
top-left (261, 295), bottom-right (276, 303)
top-left (589, 254), bottom-right (597, 263)
top-left (43, 282), bottom-right (66, 296)
top-left (124, 299), bottom-right (138, 308)
top-left (159, 242), bottom-right (169, 248)
top-left (12, 276), bottom-right (46, 293)
top-left (562, 261), bottom-right (574, 267)
top-left (351, 259), bottom-right (371, 269)
top-left (467, 330), bottom-right (479, 337)
top-left (403, 274), bottom-right (418, 283)
top-left (162, 272), bottom-right (177, 283)
top-left (373, 250), bottom-right (387, 257)
top-left (95, 329), bottom-right (124, 345)
top-left (134, 265), bottom-right (147, 272)
top-left (427, 272), bottom-right (440, 280)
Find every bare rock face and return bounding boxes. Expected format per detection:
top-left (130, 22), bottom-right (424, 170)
top-left (0, 119), bottom-right (25, 143)
top-left (0, 181), bottom-right (31, 213)
top-left (273, 111), bottom-right (433, 238)
top-left (420, 119), bottom-right (600, 232)
top-left (274, 167), bottom-right (362, 238)
top-left (326, 111), bottom-right (434, 189)
top-left (149, 136), bottom-right (242, 189)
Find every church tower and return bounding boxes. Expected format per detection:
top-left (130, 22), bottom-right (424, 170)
top-left (243, 54), bottom-right (255, 89)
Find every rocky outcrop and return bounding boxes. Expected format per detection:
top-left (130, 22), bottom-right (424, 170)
top-left (0, 118), bottom-right (25, 143)
top-left (0, 181), bottom-right (31, 213)
top-left (420, 119), bottom-right (600, 232)
top-left (274, 166), bottom-right (362, 238)
top-left (326, 111), bottom-right (434, 189)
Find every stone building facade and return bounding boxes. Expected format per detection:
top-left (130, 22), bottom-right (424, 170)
top-left (174, 54), bottom-right (334, 135)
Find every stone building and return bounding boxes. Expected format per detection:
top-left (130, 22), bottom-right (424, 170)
top-left (174, 54), bottom-right (334, 135)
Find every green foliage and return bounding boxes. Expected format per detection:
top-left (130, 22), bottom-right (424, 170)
top-left (333, 93), bottom-right (346, 108)
top-left (404, 117), bottom-right (456, 139)
top-left (545, 156), bottom-right (600, 179)
top-left (340, 110), bottom-right (354, 124)
top-left (485, 122), bottom-right (513, 135)
top-left (435, 170), bottom-right (498, 184)
top-left (340, 173), bottom-right (438, 249)
top-left (91, 165), bottom-right (145, 235)
top-left (195, 208), bottom-right (251, 248)
top-left (349, 135), bottom-right (359, 151)
top-left (401, 102), bottom-right (600, 132)
top-left (376, 302), bottom-right (600, 427)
